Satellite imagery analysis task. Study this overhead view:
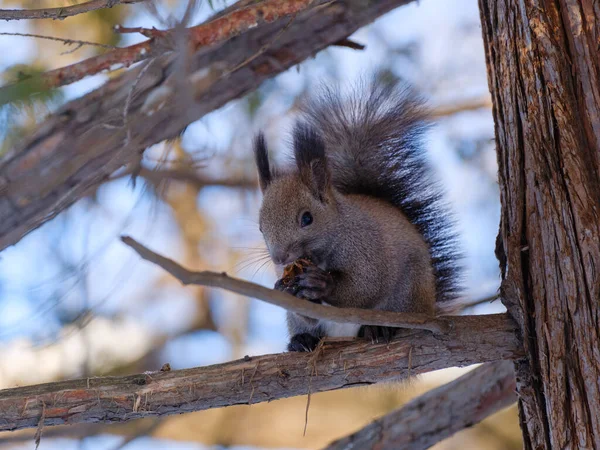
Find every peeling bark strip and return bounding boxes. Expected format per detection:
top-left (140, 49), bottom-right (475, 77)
top-left (478, 0), bottom-right (600, 448)
top-left (0, 0), bottom-right (145, 21)
top-left (0, 0), bottom-right (415, 252)
top-left (324, 360), bottom-right (516, 450)
top-left (121, 236), bottom-right (451, 333)
top-left (0, 314), bottom-right (522, 433)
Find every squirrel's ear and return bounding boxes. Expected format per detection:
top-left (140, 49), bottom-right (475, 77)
top-left (293, 122), bottom-right (330, 202)
top-left (254, 132), bottom-right (272, 192)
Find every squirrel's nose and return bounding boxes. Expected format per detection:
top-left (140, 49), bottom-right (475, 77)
top-left (272, 249), bottom-right (290, 266)
top-left (271, 244), bottom-right (300, 266)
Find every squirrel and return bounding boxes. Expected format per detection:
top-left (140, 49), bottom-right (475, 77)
top-left (253, 76), bottom-right (462, 352)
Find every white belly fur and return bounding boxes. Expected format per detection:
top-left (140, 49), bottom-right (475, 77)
top-left (319, 303), bottom-right (361, 337)
top-left (320, 320), bottom-right (361, 337)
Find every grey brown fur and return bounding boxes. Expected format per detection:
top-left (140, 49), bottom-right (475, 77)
top-left (254, 77), bottom-right (462, 352)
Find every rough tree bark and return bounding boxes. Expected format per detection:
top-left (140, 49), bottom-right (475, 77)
top-left (0, 314), bottom-right (521, 432)
top-left (479, 0), bottom-right (600, 448)
top-left (0, 0), bottom-right (414, 252)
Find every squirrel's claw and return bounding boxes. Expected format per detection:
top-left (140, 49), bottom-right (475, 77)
top-left (358, 325), bottom-right (396, 344)
top-left (288, 333), bottom-right (321, 352)
top-left (281, 265), bottom-right (334, 304)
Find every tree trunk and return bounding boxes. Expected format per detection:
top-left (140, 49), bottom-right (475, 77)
top-left (479, 0), bottom-right (600, 448)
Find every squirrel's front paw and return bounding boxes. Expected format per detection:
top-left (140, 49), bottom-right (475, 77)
top-left (275, 265), bottom-right (333, 304)
top-left (288, 333), bottom-right (321, 352)
top-left (358, 325), bottom-right (396, 344)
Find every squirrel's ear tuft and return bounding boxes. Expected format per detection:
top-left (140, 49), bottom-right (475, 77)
top-left (293, 122), bottom-right (330, 202)
top-left (254, 132), bottom-right (272, 192)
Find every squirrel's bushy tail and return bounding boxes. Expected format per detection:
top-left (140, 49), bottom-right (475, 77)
top-left (299, 76), bottom-right (462, 302)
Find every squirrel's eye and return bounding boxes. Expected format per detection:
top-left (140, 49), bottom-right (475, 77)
top-left (300, 211), bottom-right (313, 228)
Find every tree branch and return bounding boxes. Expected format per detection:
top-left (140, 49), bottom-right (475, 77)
top-left (0, 313), bottom-right (522, 433)
top-left (0, 32), bottom-right (115, 50)
top-left (0, 0), bottom-right (324, 99)
top-left (121, 236), bottom-right (451, 333)
top-left (324, 360), bottom-right (517, 450)
top-left (0, 0), bottom-right (415, 252)
top-left (0, 0), bottom-right (145, 21)
top-left (431, 96), bottom-right (492, 118)
top-left (135, 167), bottom-right (258, 190)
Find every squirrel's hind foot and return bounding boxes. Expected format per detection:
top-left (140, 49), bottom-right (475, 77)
top-left (288, 333), bottom-right (321, 352)
top-left (358, 325), bottom-right (396, 344)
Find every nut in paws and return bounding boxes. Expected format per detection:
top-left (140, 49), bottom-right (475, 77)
top-left (275, 259), bottom-right (333, 303)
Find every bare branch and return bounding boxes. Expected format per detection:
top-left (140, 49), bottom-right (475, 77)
top-left (0, 0), bottom-right (146, 21)
top-left (121, 236), bottom-right (451, 333)
top-left (133, 167), bottom-right (257, 189)
top-left (113, 25), bottom-right (166, 39)
top-left (0, 313), bottom-right (522, 433)
top-left (0, 0), bottom-right (325, 99)
top-left (431, 96), bottom-right (492, 118)
top-left (0, 32), bottom-right (115, 50)
top-left (0, 0), bottom-right (416, 252)
top-left (324, 360), bottom-right (517, 450)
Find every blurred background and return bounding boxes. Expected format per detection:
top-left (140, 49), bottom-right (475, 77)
top-left (0, 0), bottom-right (521, 448)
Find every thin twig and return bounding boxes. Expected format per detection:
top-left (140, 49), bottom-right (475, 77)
top-left (304, 339), bottom-right (325, 436)
top-left (437, 293), bottom-right (501, 316)
top-left (61, 43), bottom-right (85, 55)
top-left (123, 58), bottom-right (156, 145)
top-left (0, 32), bottom-right (115, 50)
top-left (33, 401), bottom-right (46, 450)
top-left (303, 375), bottom-right (312, 436)
top-left (111, 166), bottom-right (257, 189)
top-left (0, 0), bottom-right (146, 21)
top-left (121, 236), bottom-right (452, 333)
top-left (460, 293), bottom-right (500, 308)
top-left (114, 25), bottom-right (167, 39)
top-left (332, 38), bottom-right (365, 50)
top-left (431, 96), bottom-right (492, 118)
